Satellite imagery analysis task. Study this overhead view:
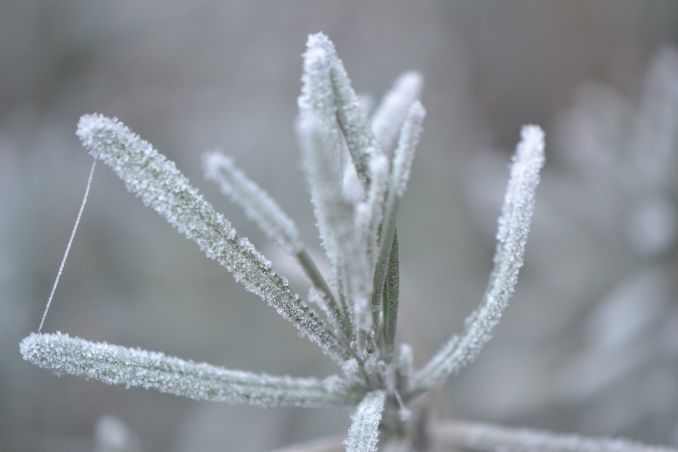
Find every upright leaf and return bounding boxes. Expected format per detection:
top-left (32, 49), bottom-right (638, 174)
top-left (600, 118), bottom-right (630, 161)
top-left (415, 125), bottom-right (545, 390)
top-left (372, 71), bottom-right (423, 153)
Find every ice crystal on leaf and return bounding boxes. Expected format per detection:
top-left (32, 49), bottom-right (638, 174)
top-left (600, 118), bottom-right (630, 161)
top-left (21, 32), bottom-right (675, 452)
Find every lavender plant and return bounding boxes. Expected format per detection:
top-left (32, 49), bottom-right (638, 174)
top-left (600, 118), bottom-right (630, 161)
top-left (19, 33), bottom-right (674, 451)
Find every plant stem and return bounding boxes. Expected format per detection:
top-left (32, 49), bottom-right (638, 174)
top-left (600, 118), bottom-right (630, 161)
top-left (297, 249), bottom-right (352, 341)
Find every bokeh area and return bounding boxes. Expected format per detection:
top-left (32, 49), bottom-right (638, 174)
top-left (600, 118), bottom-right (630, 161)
top-left (2, 1), bottom-right (678, 451)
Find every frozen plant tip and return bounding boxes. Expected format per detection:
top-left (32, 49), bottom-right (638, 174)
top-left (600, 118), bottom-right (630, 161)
top-left (22, 32), bottom-right (676, 452)
top-left (371, 71), bottom-right (423, 153)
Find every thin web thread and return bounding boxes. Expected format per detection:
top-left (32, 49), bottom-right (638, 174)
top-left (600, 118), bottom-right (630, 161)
top-left (38, 160), bottom-right (96, 333)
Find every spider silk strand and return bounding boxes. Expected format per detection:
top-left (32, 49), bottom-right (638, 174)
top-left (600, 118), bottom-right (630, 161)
top-left (38, 160), bottom-right (96, 332)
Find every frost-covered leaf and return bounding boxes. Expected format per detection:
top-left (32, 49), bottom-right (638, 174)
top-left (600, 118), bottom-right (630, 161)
top-left (357, 153), bottom-right (389, 272)
top-left (76, 114), bottom-right (346, 363)
top-left (304, 33), bottom-right (381, 186)
top-left (391, 101), bottom-right (426, 200)
top-left (298, 45), bottom-right (345, 265)
top-left (202, 151), bottom-right (303, 254)
top-left (21, 333), bottom-right (348, 407)
top-left (351, 154), bottom-right (389, 336)
top-left (372, 71), bottom-right (423, 153)
top-left (372, 102), bottom-right (425, 351)
top-left (344, 391), bottom-right (386, 452)
top-left (416, 125), bottom-right (545, 390)
top-left (438, 420), bottom-right (676, 452)
top-left (298, 113), bottom-right (372, 337)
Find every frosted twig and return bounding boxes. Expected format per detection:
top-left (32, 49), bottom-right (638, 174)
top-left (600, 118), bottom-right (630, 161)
top-left (76, 114), bottom-right (347, 364)
top-left (21, 333), bottom-right (348, 407)
top-left (415, 125), bottom-right (545, 390)
top-left (344, 390), bottom-right (386, 452)
top-left (372, 71), bottom-right (423, 153)
top-left (436, 419), bottom-right (677, 452)
top-left (38, 160), bottom-right (96, 333)
top-left (202, 151), bottom-right (303, 254)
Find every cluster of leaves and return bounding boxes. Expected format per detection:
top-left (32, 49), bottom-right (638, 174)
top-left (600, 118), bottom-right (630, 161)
top-left (20, 33), bottom-right (673, 451)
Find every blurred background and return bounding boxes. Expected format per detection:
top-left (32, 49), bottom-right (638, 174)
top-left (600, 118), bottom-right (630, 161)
top-left (2, 1), bottom-right (678, 451)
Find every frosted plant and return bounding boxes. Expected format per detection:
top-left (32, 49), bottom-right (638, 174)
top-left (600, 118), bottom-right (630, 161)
top-left (19, 33), bottom-right (673, 451)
